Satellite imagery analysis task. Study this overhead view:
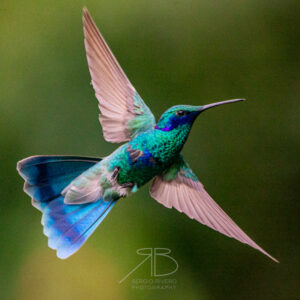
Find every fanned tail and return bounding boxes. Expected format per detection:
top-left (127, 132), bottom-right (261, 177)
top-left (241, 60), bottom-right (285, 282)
top-left (17, 155), bottom-right (118, 259)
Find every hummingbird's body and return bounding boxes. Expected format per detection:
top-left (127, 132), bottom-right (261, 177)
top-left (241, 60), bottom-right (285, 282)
top-left (115, 105), bottom-right (202, 187)
top-left (108, 131), bottom-right (168, 188)
top-left (108, 121), bottom-right (190, 187)
top-left (66, 105), bottom-right (199, 201)
top-left (66, 124), bottom-right (187, 202)
top-left (17, 8), bottom-right (278, 262)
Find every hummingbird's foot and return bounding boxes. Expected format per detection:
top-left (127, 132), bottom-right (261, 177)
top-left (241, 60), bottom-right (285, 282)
top-left (108, 166), bottom-right (121, 185)
top-left (111, 166), bottom-right (120, 181)
top-left (110, 166), bottom-right (137, 194)
top-left (121, 182), bottom-right (134, 188)
top-left (120, 182), bottom-right (139, 193)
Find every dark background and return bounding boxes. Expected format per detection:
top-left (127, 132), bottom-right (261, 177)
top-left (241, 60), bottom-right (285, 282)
top-left (0, 0), bottom-right (299, 299)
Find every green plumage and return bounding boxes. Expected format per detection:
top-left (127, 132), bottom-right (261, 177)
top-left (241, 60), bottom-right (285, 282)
top-left (78, 104), bottom-right (219, 191)
top-left (108, 117), bottom-right (194, 187)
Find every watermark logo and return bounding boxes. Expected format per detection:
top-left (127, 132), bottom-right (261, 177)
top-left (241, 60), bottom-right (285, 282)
top-left (119, 248), bottom-right (178, 290)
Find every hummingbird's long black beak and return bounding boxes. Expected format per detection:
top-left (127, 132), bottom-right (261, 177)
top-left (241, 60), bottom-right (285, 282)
top-left (199, 98), bottom-right (245, 113)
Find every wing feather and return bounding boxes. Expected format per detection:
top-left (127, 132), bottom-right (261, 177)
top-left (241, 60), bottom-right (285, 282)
top-left (83, 8), bottom-right (155, 143)
top-left (150, 157), bottom-right (278, 262)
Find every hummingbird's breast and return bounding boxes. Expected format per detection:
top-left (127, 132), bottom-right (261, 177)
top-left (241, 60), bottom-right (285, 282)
top-left (107, 128), bottom-right (189, 188)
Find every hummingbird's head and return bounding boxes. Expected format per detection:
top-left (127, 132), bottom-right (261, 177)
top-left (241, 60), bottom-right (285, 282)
top-left (155, 99), bottom-right (245, 132)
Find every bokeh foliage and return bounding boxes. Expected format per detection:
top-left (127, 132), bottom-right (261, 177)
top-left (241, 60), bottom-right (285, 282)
top-left (0, 0), bottom-right (299, 299)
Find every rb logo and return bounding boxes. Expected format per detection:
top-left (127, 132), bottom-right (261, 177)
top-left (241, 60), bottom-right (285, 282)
top-left (119, 248), bottom-right (179, 283)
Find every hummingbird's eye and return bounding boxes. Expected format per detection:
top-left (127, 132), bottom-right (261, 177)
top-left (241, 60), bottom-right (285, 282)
top-left (176, 110), bottom-right (186, 117)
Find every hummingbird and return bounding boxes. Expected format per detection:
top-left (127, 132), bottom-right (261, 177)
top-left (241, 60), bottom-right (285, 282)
top-left (17, 8), bottom-right (278, 262)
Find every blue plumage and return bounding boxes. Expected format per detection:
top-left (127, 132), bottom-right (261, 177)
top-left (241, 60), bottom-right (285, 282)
top-left (18, 156), bottom-right (101, 202)
top-left (41, 196), bottom-right (116, 259)
top-left (138, 149), bottom-right (155, 166)
top-left (17, 156), bottom-right (117, 259)
top-left (155, 108), bottom-right (199, 131)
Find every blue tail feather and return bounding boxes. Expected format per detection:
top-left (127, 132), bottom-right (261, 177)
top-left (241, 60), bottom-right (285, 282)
top-left (17, 155), bottom-right (118, 259)
top-left (53, 198), bottom-right (116, 259)
top-left (18, 156), bottom-right (101, 202)
top-left (57, 200), bottom-right (116, 259)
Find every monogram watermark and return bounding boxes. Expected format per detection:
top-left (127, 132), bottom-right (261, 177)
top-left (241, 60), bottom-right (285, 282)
top-left (119, 248), bottom-right (178, 290)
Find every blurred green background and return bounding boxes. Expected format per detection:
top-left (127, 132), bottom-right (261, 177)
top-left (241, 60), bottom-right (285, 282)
top-left (0, 0), bottom-right (299, 299)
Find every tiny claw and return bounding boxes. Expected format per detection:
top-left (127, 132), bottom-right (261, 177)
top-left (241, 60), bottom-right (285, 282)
top-left (121, 182), bottom-right (134, 188)
top-left (111, 166), bottom-right (120, 182)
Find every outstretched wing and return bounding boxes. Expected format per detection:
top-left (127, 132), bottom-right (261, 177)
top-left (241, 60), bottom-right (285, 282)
top-left (83, 8), bottom-right (155, 143)
top-left (150, 155), bottom-right (278, 262)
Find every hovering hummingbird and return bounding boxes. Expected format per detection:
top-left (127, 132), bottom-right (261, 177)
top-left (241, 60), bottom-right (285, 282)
top-left (17, 8), bottom-right (278, 262)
